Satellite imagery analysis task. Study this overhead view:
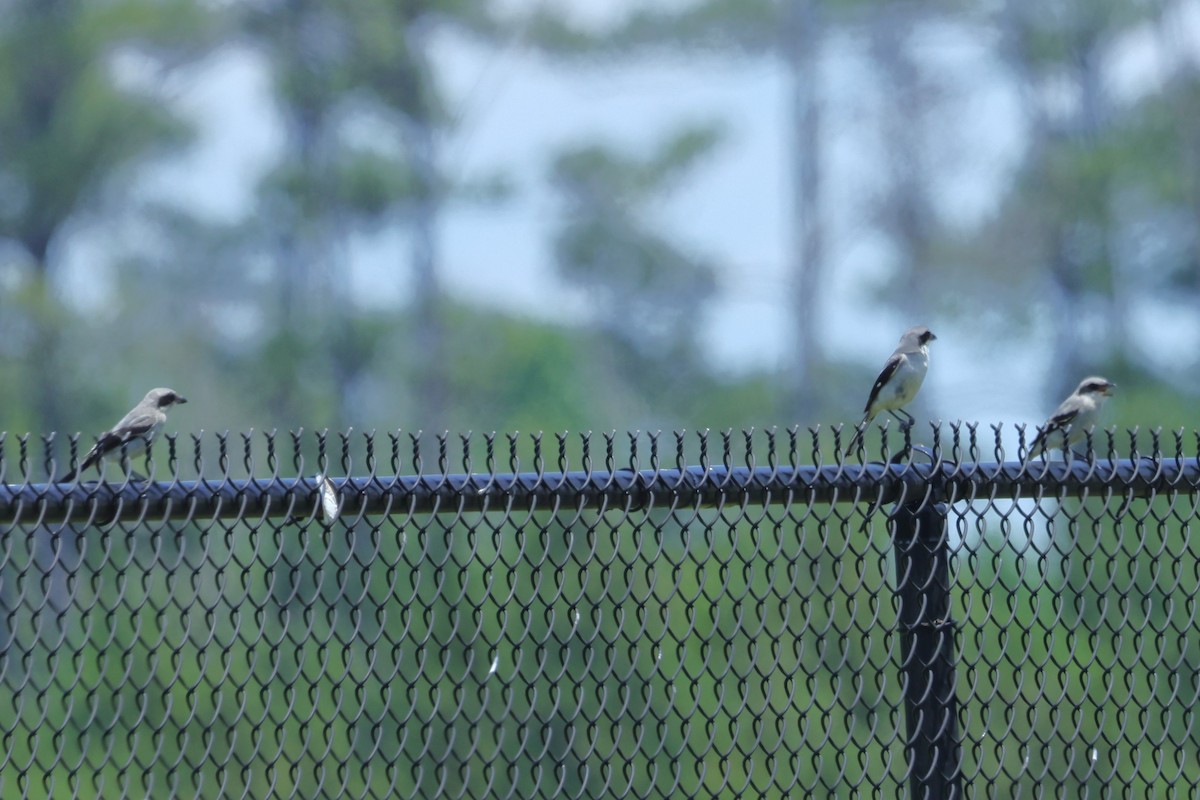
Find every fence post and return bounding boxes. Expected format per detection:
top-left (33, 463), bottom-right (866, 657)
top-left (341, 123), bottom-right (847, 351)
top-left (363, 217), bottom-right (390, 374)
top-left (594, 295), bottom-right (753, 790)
top-left (891, 495), bottom-right (961, 799)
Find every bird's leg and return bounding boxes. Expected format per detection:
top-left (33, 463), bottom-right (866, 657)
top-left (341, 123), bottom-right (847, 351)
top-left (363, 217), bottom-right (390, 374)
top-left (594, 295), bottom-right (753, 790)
top-left (886, 439), bottom-right (915, 465)
top-left (124, 465), bottom-right (150, 485)
top-left (890, 408), bottom-right (916, 431)
top-left (118, 451), bottom-right (151, 486)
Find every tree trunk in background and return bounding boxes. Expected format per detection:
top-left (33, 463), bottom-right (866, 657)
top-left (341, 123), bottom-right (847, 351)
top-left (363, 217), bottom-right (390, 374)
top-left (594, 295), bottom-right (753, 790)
top-left (1152, 4), bottom-right (1200, 309)
top-left (1047, 38), bottom-right (1112, 398)
top-left (28, 274), bottom-right (65, 438)
top-left (784, 0), bottom-right (825, 422)
top-left (1189, 102), bottom-right (1200, 310)
top-left (401, 22), bottom-right (447, 429)
top-left (408, 119), bottom-right (447, 428)
top-left (999, 0), bottom-right (1124, 399)
top-left (998, 0), bottom-right (1078, 398)
top-left (872, 8), bottom-right (933, 326)
top-left (1045, 225), bottom-right (1084, 390)
top-left (1076, 42), bottom-right (1126, 372)
top-left (253, 0), bottom-right (375, 428)
top-left (272, 113), bottom-right (321, 428)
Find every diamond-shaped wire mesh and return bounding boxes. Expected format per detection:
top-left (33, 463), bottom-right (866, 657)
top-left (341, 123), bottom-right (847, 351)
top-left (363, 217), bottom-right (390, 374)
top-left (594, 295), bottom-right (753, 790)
top-left (1, 426), bottom-right (1198, 797)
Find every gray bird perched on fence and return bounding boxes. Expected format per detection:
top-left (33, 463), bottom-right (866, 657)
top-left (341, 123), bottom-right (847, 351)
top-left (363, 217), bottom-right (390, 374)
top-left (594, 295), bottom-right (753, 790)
top-left (60, 387), bottom-right (188, 482)
top-left (847, 326), bottom-right (937, 454)
top-left (1027, 376), bottom-right (1116, 459)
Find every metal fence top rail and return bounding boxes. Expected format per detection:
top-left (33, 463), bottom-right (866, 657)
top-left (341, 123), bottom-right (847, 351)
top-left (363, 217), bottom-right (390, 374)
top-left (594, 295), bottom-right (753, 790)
top-left (3, 455), bottom-right (1199, 525)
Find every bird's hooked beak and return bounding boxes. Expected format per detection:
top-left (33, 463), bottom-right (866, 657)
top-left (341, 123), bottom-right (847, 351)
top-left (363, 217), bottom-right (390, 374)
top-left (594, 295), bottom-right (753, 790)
top-left (1101, 382), bottom-right (1116, 395)
top-left (176, 396), bottom-right (189, 404)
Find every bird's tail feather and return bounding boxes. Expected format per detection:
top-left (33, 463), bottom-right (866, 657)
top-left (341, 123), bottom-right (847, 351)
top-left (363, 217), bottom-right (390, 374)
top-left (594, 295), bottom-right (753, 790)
top-left (845, 415), bottom-right (872, 457)
top-left (60, 451), bottom-right (101, 483)
top-left (1024, 429), bottom-right (1052, 463)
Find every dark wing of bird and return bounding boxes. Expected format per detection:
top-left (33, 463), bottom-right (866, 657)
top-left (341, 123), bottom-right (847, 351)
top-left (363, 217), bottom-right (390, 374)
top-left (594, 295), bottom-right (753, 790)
top-left (1030, 406), bottom-right (1079, 452)
top-left (863, 354), bottom-right (903, 414)
top-left (63, 415), bottom-right (159, 481)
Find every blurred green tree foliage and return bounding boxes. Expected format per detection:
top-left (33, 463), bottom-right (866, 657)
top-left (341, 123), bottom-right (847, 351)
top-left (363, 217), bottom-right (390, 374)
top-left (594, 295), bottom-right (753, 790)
top-left (239, 0), bottom-right (515, 428)
top-left (0, 0), bottom-right (215, 432)
top-left (549, 126), bottom-right (723, 424)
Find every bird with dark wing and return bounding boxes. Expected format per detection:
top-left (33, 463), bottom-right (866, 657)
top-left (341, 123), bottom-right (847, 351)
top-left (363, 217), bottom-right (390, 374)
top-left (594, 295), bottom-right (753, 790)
top-left (60, 387), bottom-right (188, 482)
top-left (1027, 376), bottom-right (1116, 459)
top-left (847, 326), bottom-right (937, 454)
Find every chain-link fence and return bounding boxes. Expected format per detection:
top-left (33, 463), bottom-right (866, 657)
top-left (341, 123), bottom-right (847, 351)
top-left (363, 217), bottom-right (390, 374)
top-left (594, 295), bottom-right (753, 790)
top-left (2, 426), bottom-right (1199, 798)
